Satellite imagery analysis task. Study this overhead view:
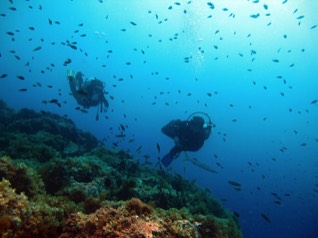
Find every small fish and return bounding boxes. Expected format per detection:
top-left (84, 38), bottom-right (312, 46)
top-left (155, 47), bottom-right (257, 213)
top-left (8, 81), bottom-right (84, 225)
top-left (49, 99), bottom-right (58, 103)
top-left (207, 2), bottom-right (215, 9)
top-left (261, 213), bottom-right (272, 223)
top-left (310, 25), bottom-right (317, 29)
top-left (18, 88), bottom-right (27, 92)
top-left (17, 75), bottom-right (25, 80)
top-left (250, 14), bottom-right (260, 19)
top-left (272, 59), bottom-right (279, 63)
top-left (28, 26), bottom-right (35, 30)
top-left (69, 44), bottom-right (77, 50)
top-left (282, 0), bottom-right (288, 4)
top-left (228, 181), bottom-right (241, 187)
top-left (156, 143), bottom-right (160, 153)
top-left (49, 100), bottom-right (61, 107)
top-left (116, 134), bottom-right (126, 138)
top-left (48, 18), bottom-right (52, 25)
top-left (136, 145), bottom-right (142, 153)
top-left (130, 21), bottom-right (137, 26)
top-left (0, 74), bottom-right (8, 78)
top-left (33, 46), bottom-right (42, 51)
top-left (310, 99), bottom-right (317, 104)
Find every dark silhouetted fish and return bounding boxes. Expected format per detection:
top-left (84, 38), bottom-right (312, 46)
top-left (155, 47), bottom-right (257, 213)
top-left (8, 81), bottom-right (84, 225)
top-left (207, 2), bottom-right (215, 9)
top-left (228, 181), bottom-right (241, 187)
top-left (33, 46), bottom-right (42, 51)
top-left (261, 213), bottom-right (272, 223)
top-left (250, 14), bottom-right (260, 18)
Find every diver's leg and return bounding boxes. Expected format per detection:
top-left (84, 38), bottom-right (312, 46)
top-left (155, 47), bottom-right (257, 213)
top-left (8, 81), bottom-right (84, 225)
top-left (161, 146), bottom-right (182, 167)
top-left (96, 106), bottom-right (99, 121)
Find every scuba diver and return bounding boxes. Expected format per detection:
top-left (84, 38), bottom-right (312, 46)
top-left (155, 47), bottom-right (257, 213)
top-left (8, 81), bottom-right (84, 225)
top-left (161, 112), bottom-right (213, 167)
top-left (67, 70), bottom-right (109, 120)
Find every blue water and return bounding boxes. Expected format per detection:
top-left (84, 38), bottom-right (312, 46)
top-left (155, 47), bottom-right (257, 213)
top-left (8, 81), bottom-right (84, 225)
top-left (1, 1), bottom-right (318, 237)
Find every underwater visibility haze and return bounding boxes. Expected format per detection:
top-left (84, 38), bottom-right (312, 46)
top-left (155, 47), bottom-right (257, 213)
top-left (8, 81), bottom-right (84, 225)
top-left (1, 0), bottom-right (318, 237)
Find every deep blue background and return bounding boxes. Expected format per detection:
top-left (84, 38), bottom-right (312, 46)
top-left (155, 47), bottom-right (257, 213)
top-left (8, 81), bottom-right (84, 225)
top-left (1, 1), bottom-right (318, 237)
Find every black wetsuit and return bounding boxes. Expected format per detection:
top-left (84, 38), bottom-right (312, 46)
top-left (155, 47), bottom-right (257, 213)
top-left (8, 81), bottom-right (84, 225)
top-left (161, 116), bottom-right (212, 167)
top-left (69, 72), bottom-right (109, 110)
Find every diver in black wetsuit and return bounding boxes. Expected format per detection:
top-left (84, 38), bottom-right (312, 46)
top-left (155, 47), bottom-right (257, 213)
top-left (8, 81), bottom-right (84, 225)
top-left (161, 113), bottom-right (213, 167)
top-left (67, 70), bottom-right (109, 120)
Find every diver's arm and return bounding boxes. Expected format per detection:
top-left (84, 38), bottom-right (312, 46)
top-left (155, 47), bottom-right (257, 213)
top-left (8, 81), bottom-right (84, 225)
top-left (68, 74), bottom-right (78, 97)
top-left (74, 72), bottom-right (84, 88)
top-left (67, 70), bottom-right (87, 107)
top-left (102, 97), bottom-right (109, 110)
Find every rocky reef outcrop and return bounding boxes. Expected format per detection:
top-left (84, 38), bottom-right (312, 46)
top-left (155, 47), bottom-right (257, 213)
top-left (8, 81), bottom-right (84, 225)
top-left (0, 100), bottom-right (242, 237)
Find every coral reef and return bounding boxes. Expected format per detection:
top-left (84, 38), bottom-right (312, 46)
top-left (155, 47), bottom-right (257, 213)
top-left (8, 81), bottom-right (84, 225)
top-left (0, 100), bottom-right (242, 237)
top-left (0, 103), bottom-right (98, 159)
top-left (60, 198), bottom-right (241, 238)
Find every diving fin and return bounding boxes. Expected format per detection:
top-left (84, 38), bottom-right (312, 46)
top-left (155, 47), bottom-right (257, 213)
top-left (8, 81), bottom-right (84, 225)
top-left (161, 153), bottom-right (174, 167)
top-left (161, 146), bottom-right (181, 167)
